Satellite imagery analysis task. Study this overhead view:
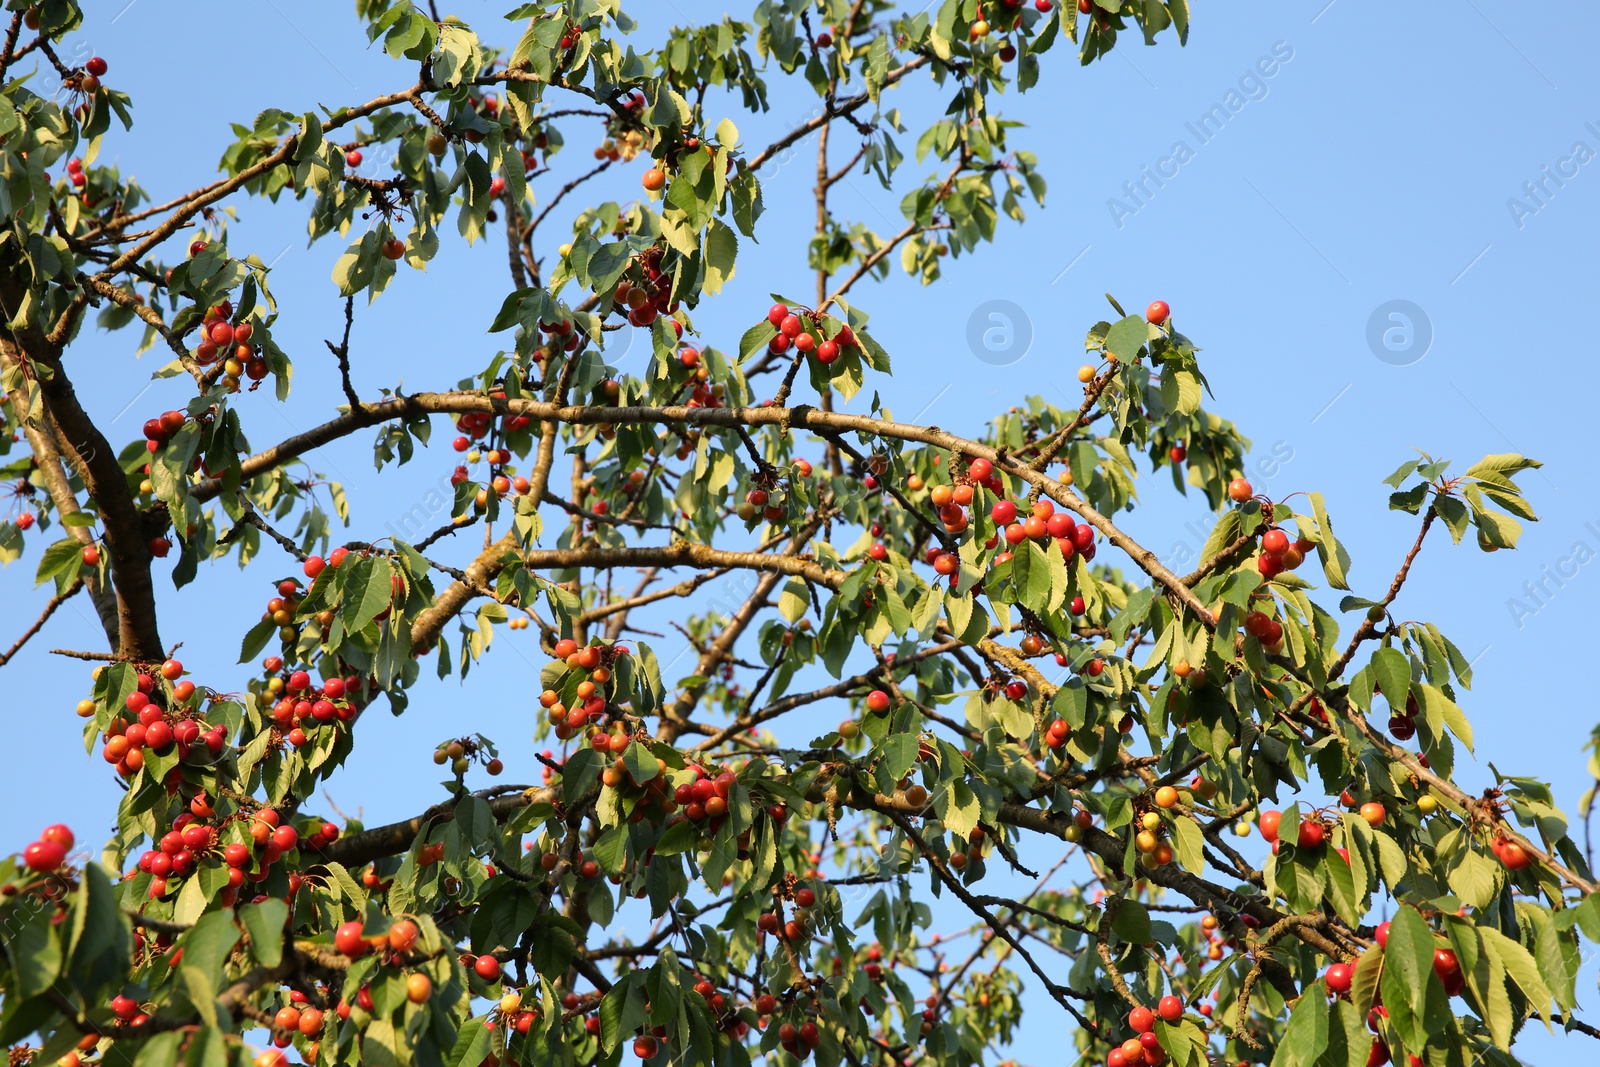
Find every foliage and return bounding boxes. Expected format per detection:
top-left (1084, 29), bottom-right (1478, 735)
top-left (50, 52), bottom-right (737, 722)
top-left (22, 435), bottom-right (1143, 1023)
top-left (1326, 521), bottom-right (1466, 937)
top-left (0, 3), bottom-right (1591, 1067)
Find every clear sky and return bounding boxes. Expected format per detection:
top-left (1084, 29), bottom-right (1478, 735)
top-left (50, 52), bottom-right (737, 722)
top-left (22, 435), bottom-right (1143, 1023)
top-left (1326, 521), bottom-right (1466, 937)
top-left (7, 1), bottom-right (1600, 1062)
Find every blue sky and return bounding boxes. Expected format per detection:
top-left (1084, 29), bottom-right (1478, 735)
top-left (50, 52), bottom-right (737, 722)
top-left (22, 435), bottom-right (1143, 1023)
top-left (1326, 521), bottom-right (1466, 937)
top-left (7, 1), bottom-right (1600, 1061)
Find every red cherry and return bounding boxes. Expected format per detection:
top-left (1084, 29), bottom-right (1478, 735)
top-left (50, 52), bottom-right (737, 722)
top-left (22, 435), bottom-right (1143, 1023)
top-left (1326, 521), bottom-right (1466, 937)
top-left (767, 304), bottom-right (788, 326)
top-left (1297, 821), bottom-right (1326, 849)
top-left (865, 690), bottom-right (891, 713)
top-left (334, 920), bottom-right (368, 957)
top-left (1145, 300), bottom-right (1170, 326)
top-left (86, 57), bottom-right (108, 76)
top-left (1128, 1006), bottom-right (1154, 1033)
top-left (1325, 963), bottom-right (1353, 995)
top-left (1258, 810), bottom-right (1281, 843)
top-left (23, 840), bottom-right (66, 871)
top-left (1157, 995), bottom-right (1183, 1022)
top-left (473, 954), bottom-right (501, 980)
top-left (991, 500), bottom-right (1017, 525)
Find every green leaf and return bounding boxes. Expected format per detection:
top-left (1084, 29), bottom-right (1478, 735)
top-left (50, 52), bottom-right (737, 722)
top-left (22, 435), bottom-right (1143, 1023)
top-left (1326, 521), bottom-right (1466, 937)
top-left (1111, 900), bottom-right (1153, 944)
top-left (703, 218), bottom-right (738, 295)
top-left (1105, 314), bottom-right (1147, 362)
top-left (239, 900), bottom-right (289, 968)
top-left (1272, 981), bottom-right (1329, 1066)
top-left (443, 1015), bottom-right (493, 1067)
top-left (1480, 926), bottom-right (1553, 1026)
top-left (622, 741), bottom-right (659, 786)
top-left (1379, 905), bottom-right (1434, 1039)
top-left (1172, 817), bottom-right (1205, 874)
top-left (341, 557), bottom-right (396, 633)
top-left (1309, 491), bottom-right (1352, 590)
top-left (934, 780), bottom-right (980, 838)
top-left (1368, 647), bottom-right (1411, 718)
top-left (1416, 683), bottom-right (1472, 752)
top-left (179, 911), bottom-right (242, 1027)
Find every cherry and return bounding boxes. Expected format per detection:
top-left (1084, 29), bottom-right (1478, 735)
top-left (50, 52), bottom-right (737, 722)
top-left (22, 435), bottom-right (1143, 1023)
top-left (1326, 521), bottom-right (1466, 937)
top-left (1069, 596), bottom-right (1085, 616)
top-left (1359, 802), bottom-right (1386, 828)
top-left (1326, 962), bottom-right (1353, 994)
top-left (991, 500), bottom-right (1017, 525)
top-left (1128, 1006), bottom-right (1154, 1033)
top-left (81, 545), bottom-right (100, 567)
top-left (1004, 680), bottom-right (1027, 700)
top-left (1157, 995), bottom-right (1183, 1022)
top-left (16, 512), bottom-right (33, 530)
top-left (303, 556), bottom-right (326, 579)
top-left (1261, 529), bottom-right (1289, 556)
top-left (334, 920), bottom-right (368, 957)
top-left (633, 1035), bottom-right (659, 1059)
top-left (381, 238), bottom-right (406, 260)
top-left (1227, 478), bottom-right (1253, 503)
top-left (865, 690), bottom-right (891, 713)
top-left (1169, 444), bottom-right (1186, 463)
top-left (86, 56), bottom-right (108, 77)
top-left (1078, 0), bottom-right (1092, 11)
top-left (406, 973), bottom-right (432, 1003)
top-left (1145, 300), bottom-right (1170, 326)
top-left (795, 886), bottom-right (816, 907)
top-left (779, 314), bottom-right (803, 338)
top-left (23, 839), bottom-right (66, 871)
top-left (1258, 809), bottom-right (1281, 843)
top-left (642, 168), bottom-right (666, 191)
top-left (473, 954), bottom-right (501, 980)
top-left (755, 993), bottom-right (777, 1015)
top-left (968, 457), bottom-right (993, 481)
top-left (767, 304), bottom-right (789, 326)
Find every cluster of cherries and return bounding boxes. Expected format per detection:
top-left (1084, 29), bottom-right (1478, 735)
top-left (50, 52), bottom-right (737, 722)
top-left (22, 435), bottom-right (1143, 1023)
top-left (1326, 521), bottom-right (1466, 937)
top-left (990, 495), bottom-right (1098, 567)
top-left (540, 637), bottom-right (629, 741)
top-left (1104, 996), bottom-right (1186, 1066)
top-left (448, 405), bottom-right (533, 507)
top-left (615, 246), bottom-right (678, 329)
top-left (762, 302), bottom-right (855, 366)
top-left (183, 298), bottom-right (265, 389)
top-left (1253, 520), bottom-right (1313, 580)
top-left (264, 659), bottom-right (364, 750)
top-left (19, 823), bottom-right (74, 872)
top-left (97, 660), bottom-right (227, 781)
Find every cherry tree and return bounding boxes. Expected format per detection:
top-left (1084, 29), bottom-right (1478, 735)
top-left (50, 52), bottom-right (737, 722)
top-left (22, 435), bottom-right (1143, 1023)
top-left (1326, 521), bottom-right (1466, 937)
top-left (0, 3), bottom-right (1591, 1067)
